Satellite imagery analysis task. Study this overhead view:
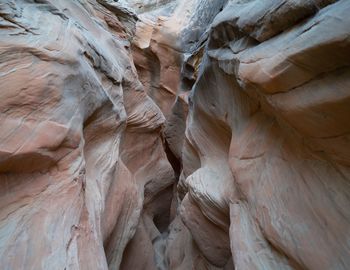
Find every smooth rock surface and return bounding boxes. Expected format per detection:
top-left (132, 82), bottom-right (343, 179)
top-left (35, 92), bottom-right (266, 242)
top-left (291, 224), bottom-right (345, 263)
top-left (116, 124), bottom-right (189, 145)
top-left (0, 0), bottom-right (350, 269)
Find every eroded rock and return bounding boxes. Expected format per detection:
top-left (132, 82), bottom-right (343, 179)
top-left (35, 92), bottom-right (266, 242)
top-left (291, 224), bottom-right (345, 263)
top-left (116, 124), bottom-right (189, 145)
top-left (1, 0), bottom-right (350, 269)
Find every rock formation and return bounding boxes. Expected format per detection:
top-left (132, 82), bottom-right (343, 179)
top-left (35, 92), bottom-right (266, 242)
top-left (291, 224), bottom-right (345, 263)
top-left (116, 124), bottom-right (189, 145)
top-left (0, 0), bottom-right (349, 269)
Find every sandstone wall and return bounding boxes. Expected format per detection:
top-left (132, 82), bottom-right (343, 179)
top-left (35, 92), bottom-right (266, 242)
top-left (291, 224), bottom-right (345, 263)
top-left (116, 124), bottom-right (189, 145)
top-left (0, 0), bottom-right (349, 270)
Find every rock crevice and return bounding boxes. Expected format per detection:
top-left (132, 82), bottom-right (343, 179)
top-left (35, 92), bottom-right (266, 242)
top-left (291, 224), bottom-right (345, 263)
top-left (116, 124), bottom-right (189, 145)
top-left (0, 0), bottom-right (350, 269)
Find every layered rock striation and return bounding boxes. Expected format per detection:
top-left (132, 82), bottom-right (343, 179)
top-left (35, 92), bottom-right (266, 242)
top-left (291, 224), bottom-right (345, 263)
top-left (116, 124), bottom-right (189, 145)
top-left (0, 0), bottom-right (349, 269)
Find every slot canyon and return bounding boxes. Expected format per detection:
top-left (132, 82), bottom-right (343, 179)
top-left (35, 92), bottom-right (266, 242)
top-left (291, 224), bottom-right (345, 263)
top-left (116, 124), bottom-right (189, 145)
top-left (0, 0), bottom-right (350, 269)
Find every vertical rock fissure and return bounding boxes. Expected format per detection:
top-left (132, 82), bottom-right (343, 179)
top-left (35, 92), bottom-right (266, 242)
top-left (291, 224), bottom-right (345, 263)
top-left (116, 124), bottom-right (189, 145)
top-left (150, 137), bottom-right (180, 270)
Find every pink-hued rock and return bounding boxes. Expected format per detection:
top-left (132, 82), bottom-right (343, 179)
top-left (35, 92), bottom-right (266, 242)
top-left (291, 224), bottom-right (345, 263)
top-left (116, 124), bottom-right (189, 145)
top-left (1, 0), bottom-right (350, 269)
top-left (0, 0), bottom-right (173, 269)
top-left (179, 1), bottom-right (350, 269)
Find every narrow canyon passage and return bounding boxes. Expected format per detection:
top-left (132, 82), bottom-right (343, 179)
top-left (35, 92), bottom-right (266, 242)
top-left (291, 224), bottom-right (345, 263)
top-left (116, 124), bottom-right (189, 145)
top-left (0, 1), bottom-right (350, 270)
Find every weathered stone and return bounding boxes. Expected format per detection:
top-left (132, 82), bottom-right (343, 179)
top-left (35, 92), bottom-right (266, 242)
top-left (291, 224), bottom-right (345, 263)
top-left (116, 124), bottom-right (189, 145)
top-left (1, 0), bottom-right (350, 269)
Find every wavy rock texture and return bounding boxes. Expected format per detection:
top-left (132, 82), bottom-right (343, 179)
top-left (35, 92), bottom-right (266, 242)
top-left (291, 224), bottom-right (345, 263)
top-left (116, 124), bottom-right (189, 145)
top-left (0, 1), bottom-right (172, 269)
top-left (177, 0), bottom-right (350, 269)
top-left (0, 0), bottom-right (350, 270)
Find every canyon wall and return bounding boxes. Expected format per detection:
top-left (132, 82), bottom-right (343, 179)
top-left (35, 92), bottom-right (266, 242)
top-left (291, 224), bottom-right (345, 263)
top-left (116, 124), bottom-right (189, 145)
top-left (0, 0), bottom-right (349, 269)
